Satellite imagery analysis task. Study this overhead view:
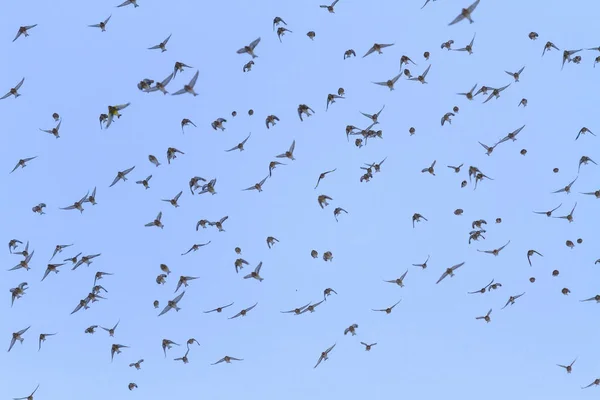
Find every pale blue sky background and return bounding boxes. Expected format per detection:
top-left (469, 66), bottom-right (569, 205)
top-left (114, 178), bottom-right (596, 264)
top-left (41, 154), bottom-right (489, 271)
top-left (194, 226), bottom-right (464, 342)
top-left (2, 0), bottom-right (600, 398)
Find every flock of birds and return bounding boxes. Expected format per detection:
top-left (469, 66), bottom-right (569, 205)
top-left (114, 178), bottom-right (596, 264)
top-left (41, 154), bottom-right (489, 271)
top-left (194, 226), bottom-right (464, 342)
top-left (3, 0), bottom-right (600, 398)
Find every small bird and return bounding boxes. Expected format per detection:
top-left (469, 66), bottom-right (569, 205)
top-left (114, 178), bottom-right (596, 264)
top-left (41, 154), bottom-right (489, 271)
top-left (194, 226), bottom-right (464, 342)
top-left (105, 103), bottom-right (131, 129)
top-left (243, 60), bottom-right (255, 72)
top-left (372, 73), bottom-right (402, 90)
top-left (372, 300), bottom-right (402, 314)
top-left (211, 118), bottom-right (227, 131)
top-left (228, 302), bottom-right (258, 319)
top-left (453, 33), bottom-right (476, 54)
top-left (225, 133), bottom-right (251, 152)
top-left (204, 302), bottom-right (234, 314)
top-left (281, 303), bottom-right (311, 315)
top-left (448, 163), bottom-right (463, 173)
top-left (60, 192), bottom-right (89, 213)
top-left (421, 160), bottom-right (436, 175)
top-left (324, 288), bottom-right (338, 300)
top-left (110, 344), bottom-right (129, 362)
top-left (145, 73), bottom-right (174, 95)
top-left (412, 213), bottom-right (428, 228)
top-left (101, 320), bottom-right (120, 337)
top-left (457, 84), bottom-right (477, 100)
top-left (475, 309), bottom-right (492, 323)
top-left (1, 78), bottom-right (25, 100)
top-left (297, 104), bottom-right (315, 121)
top-left (552, 177), bottom-right (578, 194)
top-left (276, 27), bottom-right (292, 43)
top-left (579, 156), bottom-right (597, 173)
top-left (173, 61), bottom-right (193, 79)
top-left (148, 155), bottom-right (161, 167)
top-left (209, 216), bottom-right (229, 232)
top-left (89, 15), bottom-right (112, 31)
top-left (448, 0), bottom-right (481, 25)
top-left (148, 34), bottom-right (172, 52)
top-left (109, 166), bottom-right (135, 187)
top-left (326, 93), bottom-right (344, 111)
top-left (174, 349), bottom-right (190, 364)
top-left (344, 49), bottom-right (356, 59)
top-left (363, 43), bottom-right (395, 58)
top-left (39, 120), bottom-right (62, 139)
top-left (441, 112), bottom-right (455, 126)
top-left (482, 84), bottom-right (511, 104)
top-left (501, 293), bottom-right (526, 309)
top-left (162, 191), bottom-right (183, 208)
top-left (129, 359), bottom-right (144, 369)
top-left (243, 176), bottom-right (269, 192)
top-left (314, 343), bottom-right (336, 368)
top-left (158, 291), bottom-right (186, 316)
top-left (85, 187), bottom-right (98, 205)
top-left (361, 342), bottom-right (377, 351)
top-left (8, 326), bottom-right (31, 352)
top-left (212, 356), bottom-right (243, 365)
top-left (117, 0), bottom-right (139, 7)
top-left (266, 236), bottom-right (279, 249)
top-left (72, 253), bottom-right (101, 270)
top-left (276, 140), bottom-right (296, 160)
top-left (477, 240), bottom-right (511, 256)
top-left (136, 175), bottom-right (153, 189)
top-left (505, 66), bottom-right (525, 82)
top-left (557, 358), bottom-right (577, 374)
top-left (384, 270), bottom-right (408, 287)
top-left (318, 195), bottom-right (333, 209)
top-left (171, 70), bottom-right (199, 96)
top-left (333, 207), bottom-right (348, 222)
top-left (243, 261), bottom-right (264, 282)
top-left (269, 161), bottom-right (286, 177)
top-left (561, 49), bottom-right (582, 70)
top-left (236, 37), bottom-right (261, 58)
top-left (273, 17), bottom-right (287, 30)
top-left (468, 279), bottom-right (494, 294)
top-left (542, 41), bottom-right (560, 57)
top-left (436, 262), bottom-right (466, 284)
top-left (315, 169), bottom-right (337, 189)
top-left (13, 25), bottom-right (38, 42)
top-left (526, 250), bottom-right (543, 266)
top-left (408, 65), bottom-right (432, 84)
top-left (181, 242), bottom-right (211, 255)
top-left (553, 203), bottom-right (577, 223)
top-left (37, 332), bottom-right (57, 350)
top-left (575, 127), bottom-right (595, 140)
top-left (175, 276), bottom-right (199, 293)
top-left (344, 324), bottom-right (359, 335)
top-left (320, 0), bottom-right (340, 13)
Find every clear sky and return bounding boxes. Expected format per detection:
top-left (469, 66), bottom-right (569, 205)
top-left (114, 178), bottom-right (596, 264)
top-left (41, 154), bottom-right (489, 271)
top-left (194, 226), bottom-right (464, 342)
top-left (2, 0), bottom-right (600, 398)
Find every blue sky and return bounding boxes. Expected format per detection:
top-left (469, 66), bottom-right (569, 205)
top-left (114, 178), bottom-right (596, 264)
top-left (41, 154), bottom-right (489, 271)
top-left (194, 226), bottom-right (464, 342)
top-left (2, 0), bottom-right (600, 398)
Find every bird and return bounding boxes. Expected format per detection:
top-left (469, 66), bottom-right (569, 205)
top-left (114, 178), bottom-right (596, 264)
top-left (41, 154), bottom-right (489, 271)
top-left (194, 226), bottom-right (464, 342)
top-left (89, 15), bottom-right (112, 31)
top-left (158, 291), bottom-right (186, 316)
top-left (448, 0), bottom-right (481, 25)
top-left (148, 34), bottom-right (172, 52)
top-left (320, 0), bottom-right (340, 13)
top-left (1, 78), bottom-right (26, 100)
top-left (13, 25), bottom-right (38, 42)
top-left (171, 70), bottom-right (200, 96)
top-left (228, 302), bottom-right (258, 319)
top-left (314, 344), bottom-right (336, 368)
top-left (236, 37), bottom-right (261, 58)
top-left (436, 262), bottom-right (466, 284)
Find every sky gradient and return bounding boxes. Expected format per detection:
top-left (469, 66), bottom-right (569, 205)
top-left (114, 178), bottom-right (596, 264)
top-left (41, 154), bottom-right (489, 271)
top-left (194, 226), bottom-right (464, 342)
top-left (2, 0), bottom-right (600, 399)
